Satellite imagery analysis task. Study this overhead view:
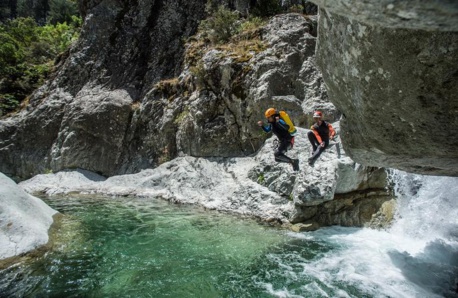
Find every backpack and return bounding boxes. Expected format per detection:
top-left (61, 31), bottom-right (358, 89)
top-left (279, 110), bottom-right (297, 136)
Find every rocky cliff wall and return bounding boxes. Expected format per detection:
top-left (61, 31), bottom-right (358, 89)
top-left (0, 0), bottom-right (208, 180)
top-left (0, 8), bottom-right (331, 181)
top-left (312, 0), bottom-right (458, 176)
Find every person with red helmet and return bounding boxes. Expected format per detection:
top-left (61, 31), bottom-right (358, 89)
top-left (307, 111), bottom-right (336, 164)
top-left (258, 108), bottom-right (300, 171)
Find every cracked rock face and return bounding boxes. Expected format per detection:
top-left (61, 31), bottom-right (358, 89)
top-left (312, 0), bottom-right (458, 176)
top-left (0, 0), bottom-right (208, 181)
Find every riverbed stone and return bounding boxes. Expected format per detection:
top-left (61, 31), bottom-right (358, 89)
top-left (290, 222), bottom-right (320, 232)
top-left (0, 173), bottom-right (58, 263)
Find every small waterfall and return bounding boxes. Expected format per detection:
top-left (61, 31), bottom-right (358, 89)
top-left (385, 170), bottom-right (458, 297)
top-left (389, 170), bottom-right (458, 243)
top-left (277, 170), bottom-right (458, 297)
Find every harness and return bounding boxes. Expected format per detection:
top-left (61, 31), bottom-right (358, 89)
top-left (272, 136), bottom-right (295, 150)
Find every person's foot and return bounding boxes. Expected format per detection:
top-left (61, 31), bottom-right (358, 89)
top-left (308, 157), bottom-right (314, 165)
top-left (292, 159), bottom-right (300, 171)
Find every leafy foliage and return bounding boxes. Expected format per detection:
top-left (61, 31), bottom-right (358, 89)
top-left (198, 5), bottom-right (239, 44)
top-left (1, 0), bottom-right (79, 25)
top-left (237, 16), bottom-right (264, 32)
top-left (186, 5), bottom-right (268, 90)
top-left (288, 4), bottom-right (304, 14)
top-left (47, 0), bottom-right (78, 25)
top-left (0, 16), bottom-right (81, 116)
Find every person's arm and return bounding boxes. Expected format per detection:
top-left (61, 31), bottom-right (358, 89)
top-left (258, 121), bottom-right (271, 133)
top-left (311, 125), bottom-right (323, 144)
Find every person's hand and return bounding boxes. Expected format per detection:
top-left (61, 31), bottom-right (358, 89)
top-left (257, 121), bottom-right (263, 127)
top-left (320, 142), bottom-right (325, 148)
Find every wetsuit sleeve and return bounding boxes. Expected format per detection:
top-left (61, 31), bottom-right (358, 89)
top-left (261, 124), bottom-right (272, 133)
top-left (328, 123), bottom-right (336, 138)
top-left (311, 125), bottom-right (323, 144)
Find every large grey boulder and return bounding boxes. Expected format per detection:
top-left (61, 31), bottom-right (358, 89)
top-left (49, 88), bottom-right (133, 175)
top-left (0, 173), bottom-right (58, 263)
top-left (312, 0), bottom-right (458, 176)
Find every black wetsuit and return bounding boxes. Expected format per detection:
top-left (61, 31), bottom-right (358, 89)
top-left (262, 119), bottom-right (294, 163)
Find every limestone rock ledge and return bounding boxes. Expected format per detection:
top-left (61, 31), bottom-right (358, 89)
top-left (0, 173), bottom-right (58, 265)
top-left (20, 125), bottom-right (392, 229)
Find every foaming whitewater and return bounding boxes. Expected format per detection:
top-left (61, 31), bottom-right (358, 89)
top-left (260, 170), bottom-right (458, 298)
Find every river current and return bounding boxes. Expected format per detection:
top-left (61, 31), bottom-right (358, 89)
top-left (1, 170), bottom-right (457, 297)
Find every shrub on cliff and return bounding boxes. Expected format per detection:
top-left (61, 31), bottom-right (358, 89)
top-left (0, 16), bottom-right (81, 117)
top-left (198, 5), bottom-right (239, 44)
top-left (185, 5), bottom-right (266, 90)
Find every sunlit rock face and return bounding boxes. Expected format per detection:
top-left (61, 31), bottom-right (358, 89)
top-left (0, 0), bottom-right (208, 181)
top-left (0, 11), bottom-right (331, 181)
top-left (312, 0), bottom-right (458, 176)
top-left (0, 173), bottom-right (58, 263)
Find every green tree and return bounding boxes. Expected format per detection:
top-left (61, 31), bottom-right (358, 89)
top-left (0, 0), bottom-right (18, 21)
top-left (0, 16), bottom-right (81, 116)
top-left (0, 32), bottom-right (22, 76)
top-left (4, 17), bottom-right (37, 46)
top-left (47, 0), bottom-right (77, 25)
top-left (16, 0), bottom-right (48, 24)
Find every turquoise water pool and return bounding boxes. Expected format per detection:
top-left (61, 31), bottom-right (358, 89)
top-left (0, 196), bottom-right (334, 297)
top-left (3, 194), bottom-right (449, 297)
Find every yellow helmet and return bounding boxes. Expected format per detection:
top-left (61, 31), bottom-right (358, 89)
top-left (265, 108), bottom-right (276, 118)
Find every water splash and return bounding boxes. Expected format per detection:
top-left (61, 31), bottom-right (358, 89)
top-left (262, 170), bottom-right (458, 297)
top-left (389, 170), bottom-right (458, 243)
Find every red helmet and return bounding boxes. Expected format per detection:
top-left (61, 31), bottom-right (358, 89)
top-left (313, 111), bottom-right (323, 118)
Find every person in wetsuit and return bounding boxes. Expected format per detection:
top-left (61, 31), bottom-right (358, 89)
top-left (258, 108), bottom-right (299, 171)
top-left (307, 111), bottom-right (336, 164)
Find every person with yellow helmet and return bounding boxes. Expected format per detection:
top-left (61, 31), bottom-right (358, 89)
top-left (307, 111), bottom-right (336, 165)
top-left (257, 108), bottom-right (299, 171)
